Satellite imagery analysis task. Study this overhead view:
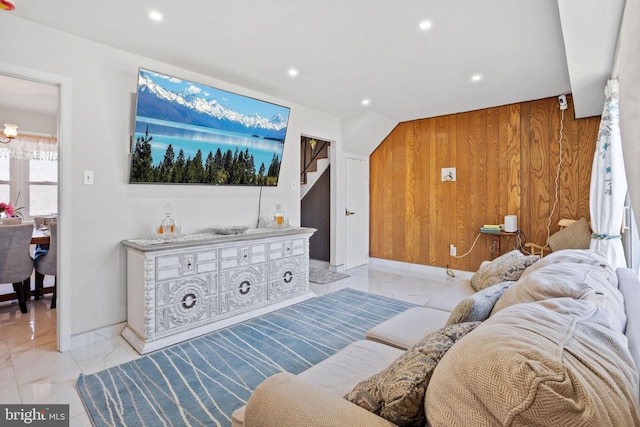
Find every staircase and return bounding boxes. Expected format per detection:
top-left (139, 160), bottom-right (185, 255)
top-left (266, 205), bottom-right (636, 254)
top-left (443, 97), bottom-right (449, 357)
top-left (300, 136), bottom-right (330, 199)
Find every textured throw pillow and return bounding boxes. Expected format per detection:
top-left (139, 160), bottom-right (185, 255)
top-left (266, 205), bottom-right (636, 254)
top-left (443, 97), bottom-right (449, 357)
top-left (547, 217), bottom-right (592, 252)
top-left (426, 299), bottom-right (640, 426)
top-left (470, 250), bottom-right (539, 291)
top-left (491, 263), bottom-right (598, 315)
top-left (344, 322), bottom-right (480, 426)
top-left (520, 248), bottom-right (615, 285)
top-left (491, 260), bottom-right (626, 333)
top-left (445, 281), bottom-right (516, 326)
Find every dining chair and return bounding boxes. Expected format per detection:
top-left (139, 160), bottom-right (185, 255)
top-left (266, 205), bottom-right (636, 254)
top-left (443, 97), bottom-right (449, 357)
top-left (32, 217), bottom-right (50, 265)
top-left (34, 221), bottom-right (57, 309)
top-left (33, 217), bottom-right (44, 229)
top-left (0, 217), bottom-right (22, 225)
top-left (0, 223), bottom-right (34, 313)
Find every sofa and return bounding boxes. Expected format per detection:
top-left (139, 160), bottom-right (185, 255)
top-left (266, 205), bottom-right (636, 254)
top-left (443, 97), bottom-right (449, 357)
top-left (231, 249), bottom-right (640, 426)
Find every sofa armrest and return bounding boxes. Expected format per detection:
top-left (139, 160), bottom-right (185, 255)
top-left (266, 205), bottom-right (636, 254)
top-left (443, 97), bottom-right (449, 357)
top-left (244, 372), bottom-right (397, 427)
top-left (617, 268), bottom-right (640, 375)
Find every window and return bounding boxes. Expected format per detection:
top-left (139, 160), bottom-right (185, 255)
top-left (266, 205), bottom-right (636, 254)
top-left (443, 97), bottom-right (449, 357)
top-left (28, 158), bottom-right (58, 216)
top-left (0, 158), bottom-right (58, 219)
top-left (0, 136), bottom-right (58, 220)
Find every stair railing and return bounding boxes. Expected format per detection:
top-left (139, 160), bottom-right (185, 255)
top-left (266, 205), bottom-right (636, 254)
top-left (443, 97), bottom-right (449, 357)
top-left (301, 138), bottom-right (330, 184)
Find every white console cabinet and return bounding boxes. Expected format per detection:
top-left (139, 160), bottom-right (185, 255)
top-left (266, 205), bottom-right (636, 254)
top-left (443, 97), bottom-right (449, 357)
top-left (121, 227), bottom-right (316, 354)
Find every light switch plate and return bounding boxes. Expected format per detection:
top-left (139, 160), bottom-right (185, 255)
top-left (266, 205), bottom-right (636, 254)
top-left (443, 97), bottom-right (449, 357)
top-left (83, 170), bottom-right (94, 185)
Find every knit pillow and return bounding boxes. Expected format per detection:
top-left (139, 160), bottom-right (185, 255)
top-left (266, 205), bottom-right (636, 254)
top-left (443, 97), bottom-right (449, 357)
top-left (470, 250), bottom-right (539, 291)
top-left (548, 217), bottom-right (592, 252)
top-left (344, 322), bottom-right (480, 426)
top-left (446, 281), bottom-right (516, 326)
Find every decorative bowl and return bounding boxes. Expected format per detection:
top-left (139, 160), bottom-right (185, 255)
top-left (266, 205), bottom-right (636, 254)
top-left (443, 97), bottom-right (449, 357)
top-left (210, 225), bottom-right (250, 235)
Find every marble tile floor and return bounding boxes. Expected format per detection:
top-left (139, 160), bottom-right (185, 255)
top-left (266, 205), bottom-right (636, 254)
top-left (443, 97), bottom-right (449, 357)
top-left (0, 262), bottom-right (472, 426)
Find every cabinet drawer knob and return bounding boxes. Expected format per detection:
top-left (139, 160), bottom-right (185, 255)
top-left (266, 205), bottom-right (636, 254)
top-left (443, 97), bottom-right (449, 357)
top-left (239, 280), bottom-right (251, 295)
top-left (283, 271), bottom-right (293, 284)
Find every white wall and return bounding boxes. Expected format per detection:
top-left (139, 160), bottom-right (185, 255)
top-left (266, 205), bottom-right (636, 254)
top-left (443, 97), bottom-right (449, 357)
top-left (341, 112), bottom-right (396, 157)
top-left (0, 106), bottom-right (57, 135)
top-left (0, 14), bottom-right (341, 337)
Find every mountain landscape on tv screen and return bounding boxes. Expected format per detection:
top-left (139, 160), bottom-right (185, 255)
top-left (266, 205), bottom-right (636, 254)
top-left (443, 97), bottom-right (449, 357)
top-left (137, 73), bottom-right (288, 141)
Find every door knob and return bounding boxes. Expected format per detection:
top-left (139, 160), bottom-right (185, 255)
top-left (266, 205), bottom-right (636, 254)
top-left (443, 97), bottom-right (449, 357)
top-left (346, 210), bottom-right (355, 216)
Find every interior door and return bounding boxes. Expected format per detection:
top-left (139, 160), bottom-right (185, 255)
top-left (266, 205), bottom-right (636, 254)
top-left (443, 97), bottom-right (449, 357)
top-left (345, 157), bottom-right (369, 269)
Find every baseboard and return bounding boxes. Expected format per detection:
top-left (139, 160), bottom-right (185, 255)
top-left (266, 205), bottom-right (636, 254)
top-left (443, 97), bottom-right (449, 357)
top-left (369, 257), bottom-right (473, 279)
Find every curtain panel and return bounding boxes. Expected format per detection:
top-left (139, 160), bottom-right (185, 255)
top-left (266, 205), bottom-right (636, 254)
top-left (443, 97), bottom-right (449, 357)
top-left (0, 134), bottom-right (58, 161)
top-left (590, 80), bottom-right (628, 268)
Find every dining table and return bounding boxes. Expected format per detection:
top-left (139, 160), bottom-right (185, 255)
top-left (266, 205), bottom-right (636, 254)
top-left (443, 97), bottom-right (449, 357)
top-left (31, 228), bottom-right (51, 245)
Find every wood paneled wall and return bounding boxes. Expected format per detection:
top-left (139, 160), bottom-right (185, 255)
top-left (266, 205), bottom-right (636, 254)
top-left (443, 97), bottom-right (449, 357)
top-left (369, 95), bottom-right (600, 271)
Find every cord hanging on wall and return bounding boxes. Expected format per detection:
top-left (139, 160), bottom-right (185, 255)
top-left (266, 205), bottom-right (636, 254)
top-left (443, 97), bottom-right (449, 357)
top-left (547, 99), bottom-right (566, 241)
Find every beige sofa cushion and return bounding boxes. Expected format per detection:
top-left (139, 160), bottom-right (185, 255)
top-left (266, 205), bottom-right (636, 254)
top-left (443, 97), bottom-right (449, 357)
top-left (345, 322), bottom-right (480, 426)
top-left (426, 298), bottom-right (640, 426)
top-left (492, 257), bottom-right (626, 332)
top-left (492, 264), bottom-right (597, 313)
top-left (445, 281), bottom-right (515, 326)
top-left (243, 372), bottom-right (398, 427)
top-left (470, 250), bottom-right (538, 291)
top-left (366, 306), bottom-right (452, 350)
top-left (424, 280), bottom-right (476, 312)
top-left (298, 340), bottom-right (404, 396)
top-left (520, 248), bottom-right (616, 285)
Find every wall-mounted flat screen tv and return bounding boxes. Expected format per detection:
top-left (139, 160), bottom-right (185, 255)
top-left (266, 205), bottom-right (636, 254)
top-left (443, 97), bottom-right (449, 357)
top-left (130, 68), bottom-right (290, 185)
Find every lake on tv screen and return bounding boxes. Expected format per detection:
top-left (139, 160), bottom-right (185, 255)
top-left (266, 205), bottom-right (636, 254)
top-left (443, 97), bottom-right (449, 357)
top-left (134, 119), bottom-right (285, 170)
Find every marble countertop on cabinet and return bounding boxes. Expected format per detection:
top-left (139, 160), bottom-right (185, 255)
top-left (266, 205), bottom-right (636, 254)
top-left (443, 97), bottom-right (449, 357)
top-left (121, 226), bottom-right (317, 252)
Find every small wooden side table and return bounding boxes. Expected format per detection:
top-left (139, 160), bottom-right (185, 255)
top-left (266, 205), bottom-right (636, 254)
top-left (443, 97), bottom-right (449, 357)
top-left (481, 230), bottom-right (520, 259)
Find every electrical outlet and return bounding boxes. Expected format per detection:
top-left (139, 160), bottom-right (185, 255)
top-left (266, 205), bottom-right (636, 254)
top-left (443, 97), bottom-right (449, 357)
top-left (558, 95), bottom-right (568, 111)
top-left (441, 167), bottom-right (456, 182)
top-left (450, 244), bottom-right (456, 256)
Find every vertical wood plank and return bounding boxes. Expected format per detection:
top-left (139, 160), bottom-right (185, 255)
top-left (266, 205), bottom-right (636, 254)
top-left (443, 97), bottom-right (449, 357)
top-left (578, 116), bottom-right (599, 221)
top-left (404, 123), bottom-right (416, 263)
top-left (558, 95), bottom-right (579, 221)
top-left (417, 119), bottom-right (431, 265)
top-left (455, 112), bottom-right (471, 271)
top-left (428, 119), bottom-right (438, 265)
top-left (469, 109), bottom-right (488, 269)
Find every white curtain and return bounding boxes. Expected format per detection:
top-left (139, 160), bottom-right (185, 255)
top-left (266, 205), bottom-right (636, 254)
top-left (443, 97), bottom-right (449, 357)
top-left (0, 133), bottom-right (58, 161)
top-left (590, 79), bottom-right (628, 268)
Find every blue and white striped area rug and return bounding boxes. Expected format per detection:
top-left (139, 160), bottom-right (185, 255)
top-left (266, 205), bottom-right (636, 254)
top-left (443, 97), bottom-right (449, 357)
top-left (76, 288), bottom-right (416, 427)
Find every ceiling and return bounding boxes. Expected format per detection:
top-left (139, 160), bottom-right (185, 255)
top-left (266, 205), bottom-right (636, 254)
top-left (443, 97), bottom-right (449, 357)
top-left (2, 0), bottom-right (626, 122)
top-left (0, 73), bottom-right (58, 116)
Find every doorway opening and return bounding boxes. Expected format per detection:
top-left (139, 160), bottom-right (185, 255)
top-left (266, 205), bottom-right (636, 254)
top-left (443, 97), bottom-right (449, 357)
top-left (300, 135), bottom-right (331, 263)
top-left (0, 72), bottom-right (60, 349)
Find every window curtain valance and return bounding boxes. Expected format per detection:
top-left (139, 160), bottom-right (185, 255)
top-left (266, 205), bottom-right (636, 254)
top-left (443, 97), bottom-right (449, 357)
top-left (0, 133), bottom-right (58, 161)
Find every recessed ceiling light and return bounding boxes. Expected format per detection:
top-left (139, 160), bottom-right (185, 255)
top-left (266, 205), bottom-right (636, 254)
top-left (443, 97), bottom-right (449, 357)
top-left (361, 99), bottom-right (370, 106)
top-left (149, 11), bottom-right (163, 22)
top-left (288, 68), bottom-right (299, 77)
top-left (471, 74), bottom-right (482, 82)
top-left (419, 21), bottom-right (432, 31)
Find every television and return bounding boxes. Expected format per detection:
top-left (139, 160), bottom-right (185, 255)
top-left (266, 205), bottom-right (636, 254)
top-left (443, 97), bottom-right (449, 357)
top-left (129, 68), bottom-right (291, 185)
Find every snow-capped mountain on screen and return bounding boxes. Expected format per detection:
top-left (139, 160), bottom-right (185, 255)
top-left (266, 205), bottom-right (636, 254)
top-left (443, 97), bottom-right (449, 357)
top-left (136, 73), bottom-right (289, 141)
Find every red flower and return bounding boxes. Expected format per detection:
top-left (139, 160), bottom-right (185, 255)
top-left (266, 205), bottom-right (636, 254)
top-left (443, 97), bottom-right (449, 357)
top-left (0, 202), bottom-right (17, 217)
